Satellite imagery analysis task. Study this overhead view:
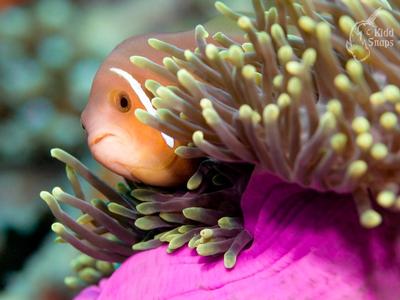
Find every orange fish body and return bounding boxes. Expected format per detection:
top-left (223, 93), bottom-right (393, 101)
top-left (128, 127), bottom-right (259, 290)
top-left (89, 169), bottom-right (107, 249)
top-left (81, 32), bottom-right (197, 187)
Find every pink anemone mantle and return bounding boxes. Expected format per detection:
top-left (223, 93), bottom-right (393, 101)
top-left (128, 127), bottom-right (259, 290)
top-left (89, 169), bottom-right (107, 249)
top-left (76, 171), bottom-right (400, 300)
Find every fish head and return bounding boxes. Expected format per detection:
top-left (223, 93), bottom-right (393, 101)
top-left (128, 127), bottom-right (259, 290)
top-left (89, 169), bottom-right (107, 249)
top-left (81, 35), bottom-right (195, 186)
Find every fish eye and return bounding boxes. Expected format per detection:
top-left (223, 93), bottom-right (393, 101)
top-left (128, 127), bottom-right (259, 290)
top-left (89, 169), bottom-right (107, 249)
top-left (115, 93), bottom-right (131, 112)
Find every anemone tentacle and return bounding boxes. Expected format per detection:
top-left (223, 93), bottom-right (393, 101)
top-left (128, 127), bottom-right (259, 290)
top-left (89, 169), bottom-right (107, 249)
top-left (132, 0), bottom-right (400, 228)
top-left (41, 149), bottom-right (252, 288)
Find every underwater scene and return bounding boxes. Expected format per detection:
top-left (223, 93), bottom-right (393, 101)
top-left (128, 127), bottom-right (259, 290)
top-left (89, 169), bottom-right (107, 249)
top-left (1, 0), bottom-right (400, 299)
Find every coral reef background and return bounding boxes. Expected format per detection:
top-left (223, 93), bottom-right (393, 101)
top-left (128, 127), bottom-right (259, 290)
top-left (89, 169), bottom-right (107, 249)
top-left (0, 0), bottom-right (252, 299)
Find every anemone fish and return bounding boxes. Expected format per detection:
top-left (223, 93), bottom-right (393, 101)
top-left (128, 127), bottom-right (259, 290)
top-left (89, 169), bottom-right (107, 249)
top-left (81, 32), bottom-right (199, 187)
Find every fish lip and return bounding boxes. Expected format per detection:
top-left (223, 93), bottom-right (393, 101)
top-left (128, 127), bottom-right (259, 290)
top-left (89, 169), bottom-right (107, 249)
top-left (89, 133), bottom-right (115, 146)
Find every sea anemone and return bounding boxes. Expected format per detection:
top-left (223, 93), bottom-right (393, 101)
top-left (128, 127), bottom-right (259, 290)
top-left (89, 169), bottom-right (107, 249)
top-left (40, 0), bottom-right (400, 298)
top-left (133, 0), bottom-right (400, 228)
top-left (74, 171), bottom-right (400, 299)
top-left (41, 148), bottom-right (252, 288)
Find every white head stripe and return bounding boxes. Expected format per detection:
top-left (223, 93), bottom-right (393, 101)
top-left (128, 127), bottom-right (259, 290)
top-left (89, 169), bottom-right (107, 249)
top-left (110, 67), bottom-right (174, 148)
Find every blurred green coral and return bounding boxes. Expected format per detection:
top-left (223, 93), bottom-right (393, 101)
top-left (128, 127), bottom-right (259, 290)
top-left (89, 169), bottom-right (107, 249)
top-left (0, 0), bottom-right (99, 165)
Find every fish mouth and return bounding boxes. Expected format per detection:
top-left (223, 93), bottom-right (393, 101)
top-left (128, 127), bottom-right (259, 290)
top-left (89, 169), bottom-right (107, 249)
top-left (89, 133), bottom-right (115, 146)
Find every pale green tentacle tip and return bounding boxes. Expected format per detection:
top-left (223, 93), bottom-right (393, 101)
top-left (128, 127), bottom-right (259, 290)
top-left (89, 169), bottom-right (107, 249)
top-left (271, 23), bottom-right (286, 42)
top-left (178, 225), bottom-right (194, 234)
top-left (370, 143), bottom-right (388, 160)
top-left (212, 31), bottom-right (223, 40)
top-left (134, 216), bottom-right (166, 231)
top-left (320, 112), bottom-right (337, 131)
top-left (277, 45), bottom-right (293, 64)
top-left (221, 50), bottom-right (231, 60)
top-left (177, 69), bottom-right (195, 85)
top-left (130, 189), bottom-right (151, 201)
top-left (200, 228), bottom-right (213, 239)
top-left (356, 133), bottom-right (373, 151)
top-left (79, 267), bottom-right (102, 283)
top-left (132, 239), bottom-right (162, 251)
top-left (256, 31), bottom-right (270, 45)
top-left (334, 74), bottom-right (352, 92)
top-left (131, 242), bottom-right (145, 251)
top-left (187, 171), bottom-right (202, 190)
top-left (287, 77), bottom-right (302, 97)
top-left (316, 22), bottom-right (331, 41)
top-left (215, 1), bottom-right (231, 15)
top-left (184, 49), bottom-right (195, 61)
top-left (239, 104), bottom-right (253, 120)
top-left (195, 244), bottom-right (209, 256)
top-left (157, 108), bottom-right (173, 121)
top-left (75, 254), bottom-right (96, 267)
top-left (76, 214), bottom-right (92, 225)
top-left (96, 261), bottom-right (114, 275)
top-left (218, 217), bottom-right (243, 229)
top-left (302, 48), bottom-right (317, 67)
top-left (147, 38), bottom-right (163, 50)
top-left (167, 239), bottom-right (183, 251)
top-left (339, 15), bottom-right (355, 35)
top-left (203, 107), bottom-right (221, 125)
top-left (134, 108), bottom-right (151, 123)
top-left (347, 160), bottom-right (368, 178)
top-left (377, 190), bottom-right (395, 208)
top-left (380, 112), bottom-right (398, 130)
top-left (116, 182), bottom-right (130, 194)
top-left (39, 190), bottom-right (53, 204)
top-left (237, 16), bottom-right (253, 30)
top-left (242, 42), bottom-right (254, 53)
top-left (50, 147), bottom-right (65, 159)
top-left (144, 79), bottom-right (161, 92)
top-left (266, 6), bottom-right (277, 18)
top-left (228, 45), bottom-right (244, 67)
top-left (383, 85), bottom-right (400, 103)
top-left (224, 251), bottom-right (236, 269)
top-left (156, 86), bottom-right (171, 98)
top-left (51, 222), bottom-right (65, 234)
top-left (195, 24), bottom-right (209, 38)
top-left (346, 59), bottom-right (363, 81)
top-left (263, 104), bottom-right (280, 123)
top-left (52, 186), bottom-right (64, 198)
top-left (200, 98), bottom-right (213, 109)
top-left (130, 56), bottom-right (151, 68)
top-left (174, 146), bottom-right (186, 156)
top-left (298, 15), bottom-right (316, 33)
top-left (277, 93), bottom-right (291, 108)
top-left (241, 65), bottom-right (256, 80)
top-left (286, 61), bottom-right (304, 76)
top-left (163, 57), bottom-right (178, 70)
top-left (330, 133), bottom-right (347, 153)
top-left (182, 207), bottom-right (197, 219)
top-left (327, 99), bottom-right (343, 117)
top-left (205, 44), bottom-right (219, 60)
top-left (272, 74), bottom-right (284, 89)
top-left (54, 236), bottom-right (65, 243)
top-left (370, 92), bottom-right (385, 107)
top-left (64, 276), bottom-right (86, 289)
top-left (108, 202), bottom-right (135, 218)
top-left (352, 116), bottom-right (370, 134)
top-left (360, 209), bottom-right (382, 228)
